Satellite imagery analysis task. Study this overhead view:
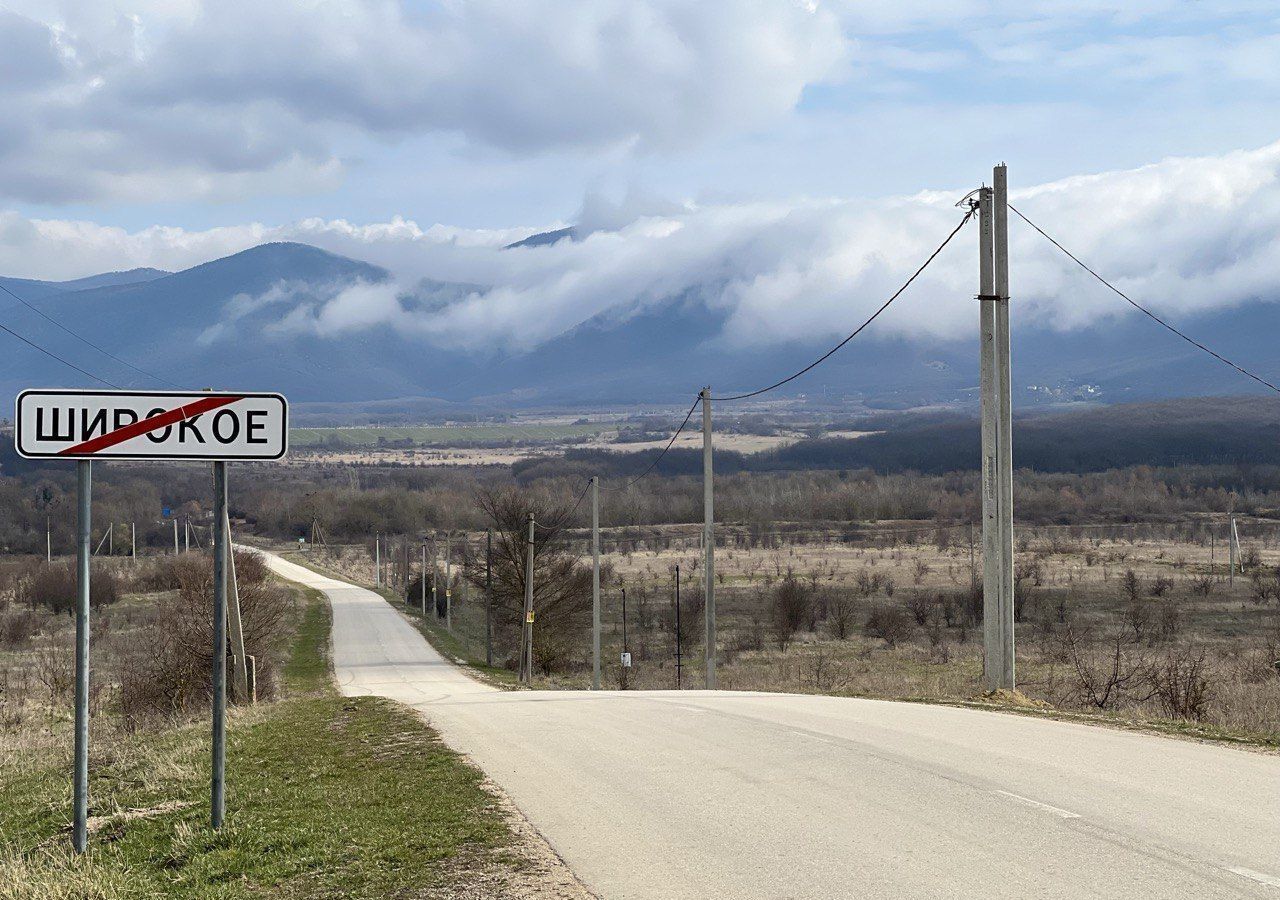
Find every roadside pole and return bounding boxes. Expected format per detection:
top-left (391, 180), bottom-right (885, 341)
top-left (591, 476), bottom-right (601, 690)
top-left (46, 516), bottom-right (51, 562)
top-left (522, 513), bottom-right (535, 683)
top-left (72, 460), bottom-right (91, 854)
top-left (674, 564), bottom-right (682, 689)
top-left (1230, 515), bottom-right (1239, 585)
top-left (430, 535), bottom-right (438, 617)
top-left (375, 533), bottom-right (381, 588)
top-left (978, 184), bottom-right (1001, 691)
top-left (224, 513), bottom-right (248, 702)
top-left (445, 531), bottom-right (453, 632)
top-left (131, 522), bottom-right (136, 561)
top-left (993, 163), bottom-right (1016, 692)
top-left (485, 529), bottom-right (494, 667)
top-left (701, 387), bottom-right (716, 689)
top-left (173, 518), bottom-right (179, 555)
top-left (211, 462), bottom-right (228, 829)
top-left (421, 542), bottom-right (427, 614)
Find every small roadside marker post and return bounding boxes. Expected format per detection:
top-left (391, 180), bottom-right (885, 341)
top-left (15, 389), bottom-right (288, 847)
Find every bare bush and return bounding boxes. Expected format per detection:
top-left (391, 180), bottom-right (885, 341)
top-left (864, 605), bottom-right (915, 648)
top-left (118, 550), bottom-right (290, 727)
top-left (15, 562), bottom-right (119, 615)
top-left (1058, 624), bottom-right (1155, 710)
top-left (1152, 648), bottom-right (1212, 720)
top-left (825, 592), bottom-right (857, 640)
top-left (771, 577), bottom-right (811, 652)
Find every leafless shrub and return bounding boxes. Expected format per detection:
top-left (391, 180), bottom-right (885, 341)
top-left (117, 550), bottom-right (290, 727)
top-left (33, 643), bottom-right (73, 701)
top-left (905, 592), bottom-right (935, 627)
top-left (1189, 573), bottom-right (1214, 596)
top-left (825, 592), bottom-right (857, 640)
top-left (15, 562), bottom-right (119, 615)
top-left (1150, 575), bottom-right (1173, 597)
top-left (771, 576), bottom-right (812, 652)
top-left (1058, 624), bottom-right (1155, 710)
top-left (0, 606), bottom-right (42, 649)
top-left (1151, 648), bottom-right (1212, 720)
top-left (864, 605), bottom-right (915, 648)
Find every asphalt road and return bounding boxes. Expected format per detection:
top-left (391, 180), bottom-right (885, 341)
top-left (264, 552), bottom-right (1280, 899)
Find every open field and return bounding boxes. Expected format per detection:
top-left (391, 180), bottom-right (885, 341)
top-left (299, 519), bottom-right (1280, 746)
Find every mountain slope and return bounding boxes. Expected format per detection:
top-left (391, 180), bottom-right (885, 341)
top-left (0, 241), bottom-right (1276, 409)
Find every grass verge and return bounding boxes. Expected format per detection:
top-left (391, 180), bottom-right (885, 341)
top-left (0, 577), bottom-right (571, 898)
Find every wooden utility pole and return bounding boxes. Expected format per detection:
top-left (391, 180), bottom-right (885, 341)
top-left (701, 387), bottom-right (716, 690)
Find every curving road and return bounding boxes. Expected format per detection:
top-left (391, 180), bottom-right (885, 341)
top-left (263, 551), bottom-right (1280, 899)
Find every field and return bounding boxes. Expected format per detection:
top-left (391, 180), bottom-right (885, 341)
top-left (304, 519), bottom-right (1280, 746)
top-left (290, 420), bottom-right (613, 449)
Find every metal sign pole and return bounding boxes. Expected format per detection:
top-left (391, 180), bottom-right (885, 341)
top-left (72, 460), bottom-right (91, 854)
top-left (211, 461), bottom-right (228, 829)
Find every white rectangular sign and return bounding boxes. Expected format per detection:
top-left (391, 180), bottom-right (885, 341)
top-left (15, 389), bottom-right (288, 460)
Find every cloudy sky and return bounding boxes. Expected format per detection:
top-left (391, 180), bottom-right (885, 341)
top-left (2, 1), bottom-right (1280, 349)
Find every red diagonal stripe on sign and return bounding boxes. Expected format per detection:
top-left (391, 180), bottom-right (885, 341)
top-left (57, 395), bottom-right (244, 456)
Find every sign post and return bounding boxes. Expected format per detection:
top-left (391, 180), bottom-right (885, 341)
top-left (15, 389), bottom-right (287, 850)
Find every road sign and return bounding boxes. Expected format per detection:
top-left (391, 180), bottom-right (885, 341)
top-left (621, 652), bottom-right (632, 668)
top-left (526, 611), bottom-right (535, 624)
top-left (16, 390), bottom-right (288, 460)
top-left (162, 506), bottom-right (172, 518)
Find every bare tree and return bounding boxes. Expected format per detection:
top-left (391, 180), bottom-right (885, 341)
top-left (467, 486), bottom-right (594, 674)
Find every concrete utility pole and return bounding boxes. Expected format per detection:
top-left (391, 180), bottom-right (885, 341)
top-left (223, 513), bottom-right (249, 702)
top-left (430, 535), bottom-right (439, 617)
top-left (1229, 515), bottom-right (1239, 585)
top-left (485, 529), bottom-right (494, 667)
top-left (173, 518), bottom-right (179, 555)
top-left (421, 542), bottom-right (428, 614)
top-left (674, 563), bottom-right (683, 689)
top-left (184, 516), bottom-right (190, 553)
top-left (375, 534), bottom-right (381, 588)
top-left (46, 515), bottom-right (51, 562)
top-left (521, 513), bottom-right (536, 683)
top-left (445, 531), bottom-right (453, 632)
top-left (591, 476), bottom-right (601, 690)
top-left (131, 523), bottom-right (136, 561)
top-left (107, 522), bottom-right (113, 557)
top-left (72, 461), bottom-right (91, 854)
top-left (978, 165), bottom-right (1016, 692)
top-left (211, 462), bottom-right (228, 829)
top-left (701, 387), bottom-right (717, 690)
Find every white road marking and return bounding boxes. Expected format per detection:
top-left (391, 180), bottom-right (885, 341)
top-left (1229, 867), bottom-right (1280, 888)
top-left (993, 790), bottom-right (1081, 819)
top-left (790, 729), bottom-right (836, 744)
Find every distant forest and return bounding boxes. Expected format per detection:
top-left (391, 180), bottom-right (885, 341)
top-left (514, 395), bottom-right (1280, 481)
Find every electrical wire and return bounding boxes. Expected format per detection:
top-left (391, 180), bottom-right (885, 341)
top-left (708, 208), bottom-right (976, 402)
top-left (0, 281), bottom-right (183, 389)
top-left (0, 317), bottom-right (121, 388)
top-left (600, 394), bottom-right (703, 492)
top-left (1009, 203), bottom-right (1280, 396)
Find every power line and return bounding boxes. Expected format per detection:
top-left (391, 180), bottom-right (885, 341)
top-left (1009, 203), bottom-right (1280, 396)
top-left (709, 208), bottom-right (976, 402)
top-left (0, 317), bottom-right (121, 388)
top-left (0, 281), bottom-right (182, 389)
top-left (601, 394), bottom-right (703, 491)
